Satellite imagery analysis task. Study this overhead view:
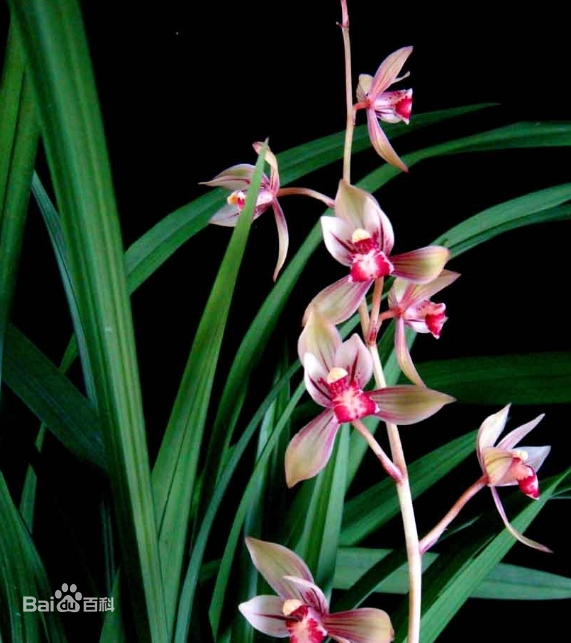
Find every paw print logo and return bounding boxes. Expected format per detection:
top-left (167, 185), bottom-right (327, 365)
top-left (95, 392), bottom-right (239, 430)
top-left (55, 583), bottom-right (82, 612)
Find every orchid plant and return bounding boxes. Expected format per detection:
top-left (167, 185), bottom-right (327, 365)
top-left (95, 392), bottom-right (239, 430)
top-left (0, 1), bottom-right (570, 643)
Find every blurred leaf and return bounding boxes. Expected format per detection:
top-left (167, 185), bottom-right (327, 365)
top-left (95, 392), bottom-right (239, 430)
top-left (0, 469), bottom-right (67, 643)
top-left (335, 547), bottom-right (571, 599)
top-left (0, 20), bottom-right (38, 390)
top-left (407, 352), bottom-right (571, 404)
top-left (3, 325), bottom-right (106, 471)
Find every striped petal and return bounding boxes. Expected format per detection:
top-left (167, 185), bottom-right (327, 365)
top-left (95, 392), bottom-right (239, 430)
top-left (299, 307), bottom-right (341, 368)
top-left (303, 276), bottom-right (371, 326)
top-left (239, 595), bottom-right (289, 637)
top-left (303, 353), bottom-right (332, 407)
top-left (369, 386), bottom-right (455, 425)
top-left (389, 270), bottom-right (460, 310)
top-left (369, 46), bottom-right (414, 98)
top-left (477, 405), bottom-right (511, 461)
top-left (490, 487), bottom-right (552, 553)
top-left (334, 334), bottom-right (373, 389)
top-left (272, 199), bottom-right (289, 281)
top-left (366, 110), bottom-right (408, 172)
top-left (394, 317), bottom-right (425, 387)
top-left (323, 607), bottom-right (394, 643)
top-left (285, 410), bottom-right (340, 487)
top-left (245, 537), bottom-right (315, 597)
top-left (391, 246), bottom-right (450, 283)
top-left (200, 163), bottom-right (255, 189)
top-left (497, 414), bottom-right (545, 450)
top-left (321, 216), bottom-right (355, 266)
top-left (283, 576), bottom-right (329, 615)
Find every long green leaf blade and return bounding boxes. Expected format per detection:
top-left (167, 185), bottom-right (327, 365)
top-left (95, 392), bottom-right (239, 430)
top-left (8, 1), bottom-right (168, 639)
top-left (407, 352), bottom-right (571, 404)
top-left (335, 547), bottom-right (571, 600)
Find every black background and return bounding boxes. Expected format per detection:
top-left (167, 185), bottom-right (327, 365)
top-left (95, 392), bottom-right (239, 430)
top-left (1, 1), bottom-right (570, 641)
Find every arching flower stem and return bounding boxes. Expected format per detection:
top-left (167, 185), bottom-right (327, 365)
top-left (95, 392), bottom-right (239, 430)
top-left (419, 476), bottom-right (487, 554)
top-left (339, 0), bottom-right (355, 183)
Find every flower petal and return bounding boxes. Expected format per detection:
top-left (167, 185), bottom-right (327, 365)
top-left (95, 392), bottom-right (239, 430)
top-left (282, 576), bottom-right (329, 615)
top-left (390, 270), bottom-right (460, 310)
top-left (334, 334), bottom-right (373, 389)
top-left (239, 595), bottom-right (289, 637)
top-left (285, 409), bottom-right (340, 487)
top-left (356, 73), bottom-right (373, 103)
top-left (489, 487), bottom-right (552, 552)
top-left (394, 317), bottom-right (425, 387)
top-left (303, 276), bottom-right (371, 326)
top-left (303, 353), bottom-right (332, 407)
top-left (391, 246), bottom-right (450, 283)
top-left (496, 414), bottom-right (545, 450)
top-left (200, 163), bottom-right (256, 190)
top-left (477, 405), bottom-right (511, 463)
top-left (366, 110), bottom-right (408, 172)
top-left (272, 200), bottom-right (289, 281)
top-left (521, 445), bottom-right (551, 473)
top-left (335, 182), bottom-right (394, 253)
top-left (245, 537), bottom-right (315, 597)
top-left (323, 607), bottom-right (394, 643)
top-left (321, 216), bottom-right (356, 266)
top-left (369, 385), bottom-right (455, 425)
top-left (369, 46), bottom-right (414, 98)
top-left (299, 308), bottom-right (341, 367)
top-left (209, 201), bottom-right (242, 227)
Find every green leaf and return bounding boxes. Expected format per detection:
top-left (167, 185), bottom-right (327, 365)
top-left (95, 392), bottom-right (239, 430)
top-left (0, 469), bottom-right (68, 643)
top-left (433, 184), bottom-right (571, 258)
top-left (3, 325), bottom-right (106, 471)
top-left (0, 20), bottom-right (38, 389)
top-left (152, 142), bottom-right (267, 633)
top-left (335, 547), bottom-right (571, 600)
top-left (8, 1), bottom-right (168, 639)
top-left (203, 381), bottom-right (306, 641)
top-left (407, 352), bottom-right (571, 404)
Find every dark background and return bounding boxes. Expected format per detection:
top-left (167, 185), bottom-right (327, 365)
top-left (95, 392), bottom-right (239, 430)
top-left (1, 1), bottom-right (570, 641)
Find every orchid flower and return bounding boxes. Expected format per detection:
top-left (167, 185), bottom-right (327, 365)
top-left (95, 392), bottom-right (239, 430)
top-left (355, 46), bottom-right (413, 172)
top-left (239, 537), bottom-right (394, 643)
top-left (304, 181), bottom-right (450, 325)
top-left (285, 309), bottom-right (454, 487)
top-left (477, 405), bottom-right (551, 552)
top-left (201, 142), bottom-right (288, 280)
top-left (385, 270), bottom-right (460, 387)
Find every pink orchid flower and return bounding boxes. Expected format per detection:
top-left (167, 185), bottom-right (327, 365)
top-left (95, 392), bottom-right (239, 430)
top-left (477, 405), bottom-right (551, 552)
top-left (285, 309), bottom-right (454, 487)
top-left (304, 181), bottom-right (450, 325)
top-left (201, 142), bottom-right (288, 281)
top-left (385, 270), bottom-right (460, 387)
top-left (355, 46), bottom-right (413, 172)
top-left (239, 537), bottom-right (394, 643)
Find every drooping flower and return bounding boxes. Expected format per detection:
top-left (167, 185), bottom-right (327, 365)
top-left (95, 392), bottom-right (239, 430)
top-left (201, 142), bottom-right (288, 280)
top-left (355, 46), bottom-right (413, 172)
top-left (477, 404), bottom-right (551, 552)
top-left (286, 309), bottom-right (454, 487)
top-left (304, 181), bottom-right (450, 325)
top-left (239, 537), bottom-right (394, 643)
top-left (386, 270), bottom-right (460, 386)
